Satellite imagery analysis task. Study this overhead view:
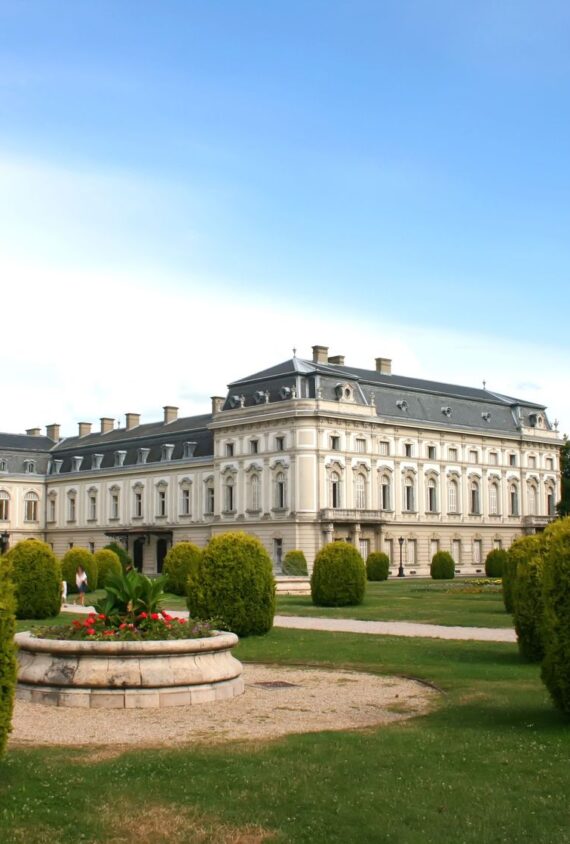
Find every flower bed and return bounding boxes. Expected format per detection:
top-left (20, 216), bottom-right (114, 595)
top-left (38, 610), bottom-right (216, 641)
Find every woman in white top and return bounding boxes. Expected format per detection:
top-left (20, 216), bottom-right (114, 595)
top-left (75, 565), bottom-right (88, 606)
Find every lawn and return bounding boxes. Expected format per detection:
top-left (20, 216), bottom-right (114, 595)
top-left (3, 612), bottom-right (569, 843)
top-left (276, 578), bottom-right (513, 628)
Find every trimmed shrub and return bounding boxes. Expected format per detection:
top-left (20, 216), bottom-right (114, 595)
top-left (430, 551), bottom-right (455, 580)
top-left (103, 542), bottom-right (133, 572)
top-left (485, 548), bottom-right (508, 578)
top-left (311, 542), bottom-right (366, 607)
top-left (0, 556), bottom-right (16, 758)
top-left (512, 538), bottom-right (546, 662)
top-left (541, 518), bottom-right (570, 713)
top-left (282, 550), bottom-right (308, 576)
top-left (94, 548), bottom-right (122, 589)
top-left (5, 539), bottom-right (61, 619)
top-left (503, 535), bottom-right (542, 614)
top-left (366, 552), bottom-right (390, 581)
top-left (61, 548), bottom-right (98, 595)
top-left (163, 542), bottom-right (202, 596)
top-left (187, 532), bottom-right (275, 637)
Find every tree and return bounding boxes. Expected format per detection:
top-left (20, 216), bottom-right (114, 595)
top-left (556, 434), bottom-right (570, 517)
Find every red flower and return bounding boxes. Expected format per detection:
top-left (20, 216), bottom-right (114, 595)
top-left (151, 613), bottom-right (159, 621)
top-left (86, 628), bottom-right (96, 635)
top-left (119, 623), bottom-right (127, 630)
top-left (72, 620), bottom-right (82, 628)
top-left (162, 612), bottom-right (172, 621)
top-left (178, 618), bottom-right (187, 624)
top-left (103, 630), bottom-right (114, 636)
top-left (139, 611), bottom-right (148, 619)
top-left (98, 614), bottom-right (106, 620)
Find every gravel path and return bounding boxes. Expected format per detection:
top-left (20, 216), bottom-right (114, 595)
top-left (9, 664), bottom-right (438, 750)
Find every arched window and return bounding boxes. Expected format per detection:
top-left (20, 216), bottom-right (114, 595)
top-left (489, 482), bottom-right (499, 516)
top-left (426, 478), bottom-right (437, 513)
top-left (24, 491), bottom-right (39, 522)
top-left (354, 473), bottom-right (366, 509)
top-left (380, 475), bottom-right (391, 510)
top-left (448, 479), bottom-right (458, 513)
top-left (156, 483), bottom-right (167, 517)
top-left (67, 491), bottom-right (77, 522)
top-left (88, 489), bottom-right (98, 521)
top-left (470, 480), bottom-right (480, 515)
top-left (404, 477), bottom-right (415, 512)
top-left (179, 481), bottom-right (192, 516)
top-left (275, 472), bottom-right (287, 509)
top-left (133, 484), bottom-right (144, 518)
top-left (510, 484), bottom-right (519, 516)
top-left (528, 485), bottom-right (537, 516)
top-left (224, 476), bottom-right (235, 512)
top-left (249, 474), bottom-right (261, 511)
top-left (25, 460), bottom-right (36, 474)
top-left (0, 490), bottom-right (9, 521)
top-left (546, 485), bottom-right (556, 517)
top-left (331, 471), bottom-right (341, 509)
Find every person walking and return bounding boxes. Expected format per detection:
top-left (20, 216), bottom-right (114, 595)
top-left (75, 565), bottom-right (88, 606)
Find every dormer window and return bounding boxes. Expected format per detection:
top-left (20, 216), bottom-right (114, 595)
top-left (52, 459), bottom-right (63, 474)
top-left (91, 453), bottom-right (103, 470)
top-left (114, 450), bottom-right (127, 468)
top-left (24, 460), bottom-right (36, 473)
top-left (396, 400), bottom-right (408, 412)
top-left (441, 406), bottom-right (452, 417)
top-left (137, 448), bottom-right (150, 465)
top-left (0, 459), bottom-right (7, 472)
top-left (72, 456), bottom-right (83, 472)
top-left (161, 443), bottom-right (174, 462)
top-left (335, 383), bottom-right (354, 401)
top-left (183, 441), bottom-right (197, 459)
top-left (481, 412), bottom-right (491, 422)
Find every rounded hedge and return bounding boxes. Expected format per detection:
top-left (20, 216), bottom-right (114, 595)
top-left (512, 540), bottom-right (545, 662)
top-left (311, 542), bottom-right (366, 607)
top-left (366, 552), bottom-right (390, 581)
top-left (485, 548), bottom-right (508, 578)
top-left (541, 518), bottom-right (570, 713)
top-left (61, 548), bottom-right (98, 595)
top-left (187, 532), bottom-right (275, 637)
top-left (5, 539), bottom-right (61, 619)
top-left (430, 551), bottom-right (455, 580)
top-left (0, 557), bottom-right (16, 759)
top-left (503, 535), bottom-right (542, 614)
top-left (282, 550), bottom-right (308, 576)
top-left (103, 542), bottom-right (133, 572)
top-left (94, 548), bottom-right (122, 589)
top-left (163, 542), bottom-right (202, 595)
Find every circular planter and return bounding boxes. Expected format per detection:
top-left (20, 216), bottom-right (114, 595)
top-left (15, 630), bottom-right (244, 709)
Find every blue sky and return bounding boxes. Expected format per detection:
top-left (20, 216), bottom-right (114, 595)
top-left (1, 1), bottom-right (569, 433)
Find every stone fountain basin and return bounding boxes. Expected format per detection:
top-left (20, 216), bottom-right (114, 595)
top-left (15, 630), bottom-right (244, 709)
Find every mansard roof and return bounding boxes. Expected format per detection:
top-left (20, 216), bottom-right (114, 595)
top-left (0, 432), bottom-right (55, 451)
top-left (225, 357), bottom-right (550, 435)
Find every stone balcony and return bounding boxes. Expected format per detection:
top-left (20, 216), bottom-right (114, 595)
top-left (319, 509), bottom-right (384, 523)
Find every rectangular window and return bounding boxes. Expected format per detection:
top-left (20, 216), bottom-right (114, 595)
top-left (0, 498), bottom-right (8, 520)
top-left (355, 438), bottom-right (366, 453)
top-left (225, 443), bottom-right (234, 457)
top-left (452, 539), bottom-right (461, 563)
top-left (89, 542), bottom-right (95, 554)
top-left (404, 443), bottom-right (413, 457)
top-left (275, 436), bottom-right (285, 452)
top-left (384, 538), bottom-right (393, 564)
top-left (250, 440), bottom-right (258, 454)
top-left (48, 498), bottom-right (56, 522)
top-left (379, 441), bottom-right (390, 456)
top-left (68, 497), bottom-right (76, 522)
top-left (205, 485), bottom-right (215, 515)
top-left (493, 539), bottom-right (502, 550)
top-left (528, 455), bottom-right (537, 468)
top-left (181, 488), bottom-right (191, 516)
top-left (134, 491), bottom-right (143, 518)
top-left (489, 452), bottom-right (498, 466)
top-left (509, 454), bottom-right (517, 467)
top-left (448, 447), bottom-right (458, 461)
top-left (473, 540), bottom-right (482, 565)
top-left (330, 436), bottom-right (340, 451)
top-left (157, 489), bottom-right (167, 517)
top-left (430, 539), bottom-right (439, 559)
top-left (273, 538), bottom-right (283, 566)
top-left (111, 493), bottom-right (119, 520)
top-left (407, 540), bottom-right (416, 566)
top-left (469, 450), bottom-right (478, 464)
top-left (427, 445), bottom-right (436, 460)
top-left (88, 495), bottom-right (97, 521)
top-left (359, 539), bottom-right (370, 560)
top-left (546, 457), bottom-right (554, 470)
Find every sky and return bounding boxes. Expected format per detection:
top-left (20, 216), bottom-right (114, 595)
top-left (1, 1), bottom-right (569, 436)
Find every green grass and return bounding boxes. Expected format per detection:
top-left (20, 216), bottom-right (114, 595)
top-left (3, 618), bottom-right (569, 843)
top-left (276, 578), bottom-right (514, 628)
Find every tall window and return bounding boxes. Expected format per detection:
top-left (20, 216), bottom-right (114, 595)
top-left (0, 459), bottom-right (7, 472)
top-left (404, 477), bottom-right (415, 512)
top-left (427, 445), bottom-right (436, 460)
top-left (426, 479), bottom-right (437, 513)
top-left (250, 440), bottom-right (259, 454)
top-left (404, 443), bottom-right (413, 457)
top-left (452, 539), bottom-right (461, 563)
top-left (48, 495), bottom-right (56, 522)
top-left (380, 475), bottom-right (391, 510)
top-left (180, 485), bottom-right (191, 516)
top-left (330, 436), bottom-right (340, 451)
top-left (528, 455), bottom-right (537, 469)
top-left (448, 447), bottom-right (458, 461)
top-left (489, 482), bottom-right (499, 515)
top-left (275, 436), bottom-right (285, 452)
top-left (205, 481), bottom-right (215, 515)
top-left (88, 491), bottom-right (97, 521)
top-left (510, 484), bottom-right (519, 516)
top-left (469, 450), bottom-right (478, 464)
top-left (0, 491), bottom-right (9, 521)
top-left (528, 485), bottom-right (537, 516)
top-left (133, 487), bottom-right (143, 518)
top-left (24, 492), bottom-right (39, 521)
top-left (489, 452), bottom-right (498, 466)
top-left (331, 471), bottom-right (341, 508)
top-left (470, 480), bottom-right (480, 515)
top-left (225, 442), bottom-right (234, 457)
top-left (355, 473), bottom-right (366, 509)
top-left (547, 486), bottom-right (556, 516)
top-left (473, 540), bottom-right (482, 565)
top-left (379, 441), bottom-right (390, 456)
top-left (224, 476), bottom-right (235, 512)
top-left (110, 489), bottom-right (120, 520)
top-left (67, 492), bottom-right (76, 522)
top-left (157, 486), bottom-right (167, 517)
top-left (275, 472), bottom-right (287, 509)
top-left (355, 438), bottom-right (366, 454)
top-left (249, 474), bottom-right (261, 511)
top-left (448, 479), bottom-right (458, 513)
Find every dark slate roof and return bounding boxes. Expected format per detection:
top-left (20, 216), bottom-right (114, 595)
top-left (224, 357), bottom-right (549, 434)
top-left (0, 432), bottom-right (55, 451)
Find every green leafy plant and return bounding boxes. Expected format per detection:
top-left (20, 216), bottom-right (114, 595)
top-left (512, 539), bottom-right (546, 662)
top-left (541, 517), bottom-right (570, 712)
top-left (94, 568), bottom-right (167, 624)
top-left (485, 548), bottom-right (508, 578)
top-left (5, 539), bottom-right (61, 619)
top-left (366, 552), bottom-right (390, 581)
top-left (430, 551), bottom-right (455, 580)
top-left (38, 610), bottom-right (216, 641)
top-left (103, 541), bottom-right (133, 572)
top-left (187, 531), bottom-right (275, 637)
top-left (94, 548), bottom-right (122, 589)
top-left (163, 542), bottom-right (202, 595)
top-left (61, 547), bottom-right (98, 594)
top-left (282, 550), bottom-right (308, 576)
top-left (503, 535), bottom-right (542, 614)
top-left (0, 557), bottom-right (16, 758)
top-left (311, 542), bottom-right (366, 607)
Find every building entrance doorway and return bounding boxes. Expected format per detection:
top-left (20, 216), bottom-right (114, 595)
top-left (133, 537), bottom-right (145, 572)
top-left (156, 538), bottom-right (168, 574)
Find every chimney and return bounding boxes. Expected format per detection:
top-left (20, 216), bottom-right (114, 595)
top-left (78, 422), bottom-right (92, 437)
top-left (312, 345), bottom-right (329, 364)
top-left (211, 396), bottom-right (224, 415)
top-left (125, 412), bottom-right (141, 430)
top-left (375, 357), bottom-right (392, 375)
top-left (328, 355), bottom-right (345, 365)
top-left (26, 427), bottom-right (41, 436)
top-left (163, 405), bottom-right (178, 424)
top-left (46, 423), bottom-right (61, 442)
top-left (100, 417), bottom-right (114, 434)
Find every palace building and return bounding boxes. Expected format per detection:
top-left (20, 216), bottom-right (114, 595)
top-left (0, 346), bottom-right (562, 576)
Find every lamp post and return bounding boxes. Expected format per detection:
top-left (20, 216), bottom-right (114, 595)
top-left (398, 536), bottom-right (405, 577)
top-left (0, 531), bottom-right (9, 555)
